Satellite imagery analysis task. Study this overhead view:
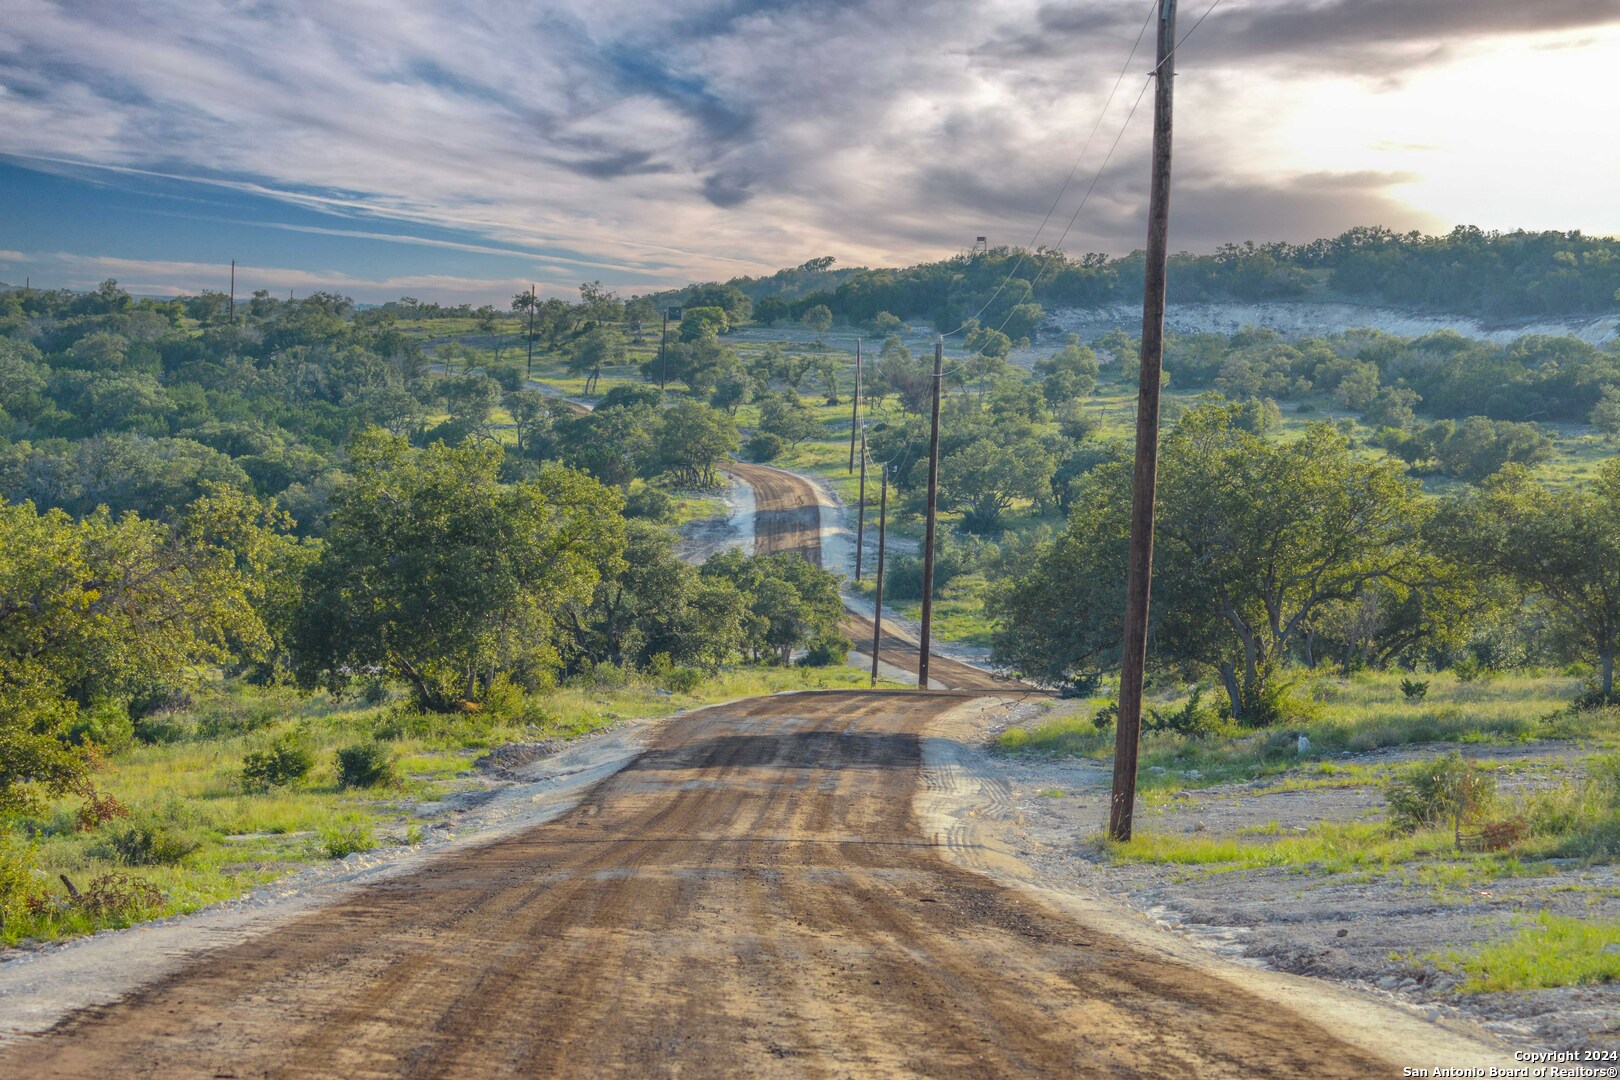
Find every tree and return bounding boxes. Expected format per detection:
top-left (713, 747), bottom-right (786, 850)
top-left (753, 296), bottom-right (791, 327)
top-left (1592, 387), bottom-right (1620, 442)
top-left (559, 522), bottom-right (714, 670)
top-left (800, 304), bottom-right (833, 346)
top-left (993, 403), bottom-right (1431, 721)
top-left (756, 392), bottom-right (821, 448)
top-left (293, 430), bottom-right (624, 710)
top-left (440, 374), bottom-right (501, 438)
top-left (653, 401), bottom-right (739, 488)
top-left (700, 550), bottom-right (845, 665)
top-left (1432, 461), bottom-right (1620, 699)
top-left (679, 306), bottom-right (729, 342)
top-left (937, 439), bottom-right (1054, 532)
top-left (0, 486), bottom-right (290, 813)
top-left (567, 329), bottom-right (624, 393)
top-left (1035, 336), bottom-right (1100, 405)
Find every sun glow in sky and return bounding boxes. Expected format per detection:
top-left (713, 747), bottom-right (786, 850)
top-left (1258, 25), bottom-right (1620, 231)
top-left (1, 0), bottom-right (1617, 302)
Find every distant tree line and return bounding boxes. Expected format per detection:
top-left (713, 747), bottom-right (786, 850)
top-left (643, 226), bottom-right (1620, 334)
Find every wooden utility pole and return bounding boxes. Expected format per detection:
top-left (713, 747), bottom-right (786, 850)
top-left (228, 260), bottom-right (235, 323)
top-left (917, 338), bottom-right (944, 689)
top-left (855, 427), bottom-right (868, 580)
top-left (1109, 0), bottom-right (1179, 844)
top-left (658, 308), bottom-right (671, 390)
top-left (848, 338), bottom-right (862, 472)
top-left (870, 466), bottom-right (889, 687)
top-left (525, 285), bottom-right (537, 380)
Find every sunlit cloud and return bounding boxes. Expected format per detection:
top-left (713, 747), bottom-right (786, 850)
top-left (1, 0), bottom-right (1617, 302)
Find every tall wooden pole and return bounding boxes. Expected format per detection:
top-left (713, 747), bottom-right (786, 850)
top-left (1109, 0), bottom-right (1179, 844)
top-left (526, 285), bottom-right (536, 380)
top-left (848, 338), bottom-right (862, 472)
top-left (855, 428), bottom-right (868, 581)
top-left (870, 467), bottom-right (888, 687)
top-left (918, 338), bottom-right (944, 689)
top-left (659, 309), bottom-right (671, 390)
top-left (229, 260), bottom-right (235, 323)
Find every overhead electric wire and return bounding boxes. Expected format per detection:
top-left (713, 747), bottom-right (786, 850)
top-left (939, 0), bottom-right (1159, 339)
top-left (937, 0), bottom-right (1224, 378)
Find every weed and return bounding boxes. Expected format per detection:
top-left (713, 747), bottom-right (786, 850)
top-left (241, 734), bottom-right (315, 790)
top-left (1400, 678), bottom-right (1430, 701)
top-left (75, 873), bottom-right (164, 919)
top-left (321, 825), bottom-right (376, 859)
top-left (335, 743), bottom-right (396, 790)
top-left (93, 820), bottom-right (200, 866)
top-left (1434, 913), bottom-right (1620, 992)
top-left (1384, 752), bottom-right (1496, 834)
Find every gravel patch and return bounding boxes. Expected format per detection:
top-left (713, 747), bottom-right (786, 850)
top-left (953, 702), bottom-right (1620, 1053)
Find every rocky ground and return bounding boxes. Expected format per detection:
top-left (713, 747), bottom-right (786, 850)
top-left (960, 700), bottom-right (1620, 1054)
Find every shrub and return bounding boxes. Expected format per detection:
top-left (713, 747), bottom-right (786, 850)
top-left (800, 632), bottom-right (850, 667)
top-left (0, 833), bottom-right (36, 931)
top-left (94, 819), bottom-right (200, 866)
top-left (624, 485), bottom-right (675, 521)
top-left (1384, 752), bottom-right (1496, 834)
top-left (321, 825), bottom-right (376, 859)
top-left (64, 699), bottom-right (135, 754)
top-left (746, 431), bottom-right (786, 462)
top-left (650, 653), bottom-right (705, 693)
top-left (75, 873), bottom-right (164, 919)
top-left (1146, 687), bottom-right (1221, 736)
top-left (335, 743), bottom-right (396, 789)
top-left (241, 735), bottom-right (316, 790)
top-left (1092, 701), bottom-right (1118, 732)
top-left (1400, 677), bottom-right (1430, 701)
top-left (358, 677), bottom-right (391, 706)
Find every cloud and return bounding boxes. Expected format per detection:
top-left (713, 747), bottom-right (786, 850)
top-left (0, 0), bottom-right (1616, 295)
top-left (23, 251), bottom-right (548, 304)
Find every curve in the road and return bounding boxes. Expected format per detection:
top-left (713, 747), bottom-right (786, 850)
top-left (722, 460), bottom-right (1027, 692)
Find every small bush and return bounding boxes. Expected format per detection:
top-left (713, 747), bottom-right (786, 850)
top-left (1575, 684), bottom-right (1620, 712)
top-left (335, 743), bottom-right (396, 789)
top-left (64, 699), bottom-right (136, 754)
top-left (800, 632), bottom-right (850, 668)
top-left (358, 677), bottom-right (391, 706)
top-left (1400, 678), bottom-right (1430, 701)
top-left (94, 820), bottom-right (200, 866)
top-left (321, 825), bottom-right (376, 859)
top-left (624, 486), bottom-right (675, 521)
top-left (0, 833), bottom-right (37, 930)
top-left (1146, 688), bottom-right (1221, 736)
top-left (1092, 701), bottom-right (1118, 732)
top-left (1384, 751), bottom-right (1496, 834)
top-left (75, 873), bottom-right (164, 919)
top-left (241, 735), bottom-right (316, 790)
top-left (746, 431), bottom-right (786, 462)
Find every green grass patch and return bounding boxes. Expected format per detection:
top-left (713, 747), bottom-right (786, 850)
top-left (1434, 913), bottom-right (1620, 992)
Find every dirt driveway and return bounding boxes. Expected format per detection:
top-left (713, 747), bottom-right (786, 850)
top-left (1, 690), bottom-right (1404, 1078)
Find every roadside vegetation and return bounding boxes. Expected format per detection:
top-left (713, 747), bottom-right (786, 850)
top-left (3, 226), bottom-right (1619, 952)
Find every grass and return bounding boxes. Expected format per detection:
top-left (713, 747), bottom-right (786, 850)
top-left (1433, 913), bottom-right (1620, 992)
top-left (997, 671), bottom-right (1618, 791)
top-left (2, 661), bottom-right (900, 946)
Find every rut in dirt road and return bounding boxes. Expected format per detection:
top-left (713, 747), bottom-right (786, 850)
top-left (0, 690), bottom-right (1394, 1079)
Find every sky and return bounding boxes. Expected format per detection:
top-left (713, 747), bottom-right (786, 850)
top-left (2, 0), bottom-right (1618, 305)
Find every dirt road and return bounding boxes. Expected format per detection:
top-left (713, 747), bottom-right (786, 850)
top-left (722, 460), bottom-right (1027, 691)
top-left (1, 690), bottom-right (1396, 1078)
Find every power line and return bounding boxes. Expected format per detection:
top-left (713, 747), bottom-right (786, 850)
top-left (941, 0), bottom-right (1159, 339)
top-left (937, 0), bottom-right (1223, 378)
